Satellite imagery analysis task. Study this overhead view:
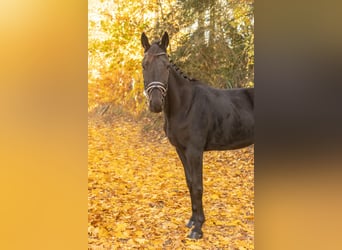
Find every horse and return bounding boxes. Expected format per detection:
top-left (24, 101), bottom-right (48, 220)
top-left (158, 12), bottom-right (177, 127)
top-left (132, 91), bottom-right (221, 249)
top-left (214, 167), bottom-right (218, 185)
top-left (141, 31), bottom-right (254, 239)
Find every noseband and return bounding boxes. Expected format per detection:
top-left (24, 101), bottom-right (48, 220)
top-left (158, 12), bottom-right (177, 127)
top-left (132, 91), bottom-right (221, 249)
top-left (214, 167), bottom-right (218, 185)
top-left (144, 81), bottom-right (168, 98)
top-left (143, 52), bottom-right (168, 101)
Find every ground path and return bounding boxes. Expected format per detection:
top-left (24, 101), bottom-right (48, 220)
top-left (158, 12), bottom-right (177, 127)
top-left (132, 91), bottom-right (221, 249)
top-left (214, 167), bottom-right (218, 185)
top-left (88, 106), bottom-right (254, 249)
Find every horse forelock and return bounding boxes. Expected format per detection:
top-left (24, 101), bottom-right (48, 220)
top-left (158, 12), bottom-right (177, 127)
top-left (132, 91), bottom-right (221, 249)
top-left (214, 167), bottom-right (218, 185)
top-left (146, 42), bottom-right (163, 53)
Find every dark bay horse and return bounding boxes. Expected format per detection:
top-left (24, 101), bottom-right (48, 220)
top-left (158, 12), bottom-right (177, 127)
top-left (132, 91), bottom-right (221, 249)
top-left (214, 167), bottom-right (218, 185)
top-left (141, 32), bottom-right (254, 239)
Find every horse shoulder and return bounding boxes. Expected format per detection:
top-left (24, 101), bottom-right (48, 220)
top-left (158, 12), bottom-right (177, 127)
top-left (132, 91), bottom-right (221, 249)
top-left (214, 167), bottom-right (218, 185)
top-left (165, 87), bottom-right (210, 149)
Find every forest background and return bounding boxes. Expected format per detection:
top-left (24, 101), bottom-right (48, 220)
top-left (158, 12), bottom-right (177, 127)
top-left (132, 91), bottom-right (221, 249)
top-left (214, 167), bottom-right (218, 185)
top-left (88, 0), bottom-right (254, 115)
top-left (88, 0), bottom-right (254, 248)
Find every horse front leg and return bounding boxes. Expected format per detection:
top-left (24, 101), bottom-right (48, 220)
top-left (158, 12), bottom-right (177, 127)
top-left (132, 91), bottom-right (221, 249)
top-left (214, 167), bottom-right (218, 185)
top-left (185, 146), bottom-right (205, 239)
top-left (175, 147), bottom-right (195, 228)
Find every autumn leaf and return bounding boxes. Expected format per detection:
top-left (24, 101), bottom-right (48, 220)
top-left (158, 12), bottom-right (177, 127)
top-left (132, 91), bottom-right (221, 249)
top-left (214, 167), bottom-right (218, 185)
top-left (88, 109), bottom-right (254, 249)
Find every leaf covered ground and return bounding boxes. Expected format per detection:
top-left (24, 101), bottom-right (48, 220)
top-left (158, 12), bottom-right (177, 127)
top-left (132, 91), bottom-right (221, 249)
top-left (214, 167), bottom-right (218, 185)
top-left (88, 105), bottom-right (254, 249)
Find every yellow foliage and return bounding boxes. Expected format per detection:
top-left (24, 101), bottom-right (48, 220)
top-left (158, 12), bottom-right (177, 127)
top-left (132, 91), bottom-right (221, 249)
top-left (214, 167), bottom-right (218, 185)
top-left (88, 111), bottom-right (254, 249)
top-left (88, 0), bottom-right (254, 115)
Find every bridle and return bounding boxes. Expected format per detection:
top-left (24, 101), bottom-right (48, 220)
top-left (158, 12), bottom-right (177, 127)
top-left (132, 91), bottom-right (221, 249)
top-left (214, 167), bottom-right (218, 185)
top-left (143, 52), bottom-right (169, 101)
top-left (144, 81), bottom-right (167, 98)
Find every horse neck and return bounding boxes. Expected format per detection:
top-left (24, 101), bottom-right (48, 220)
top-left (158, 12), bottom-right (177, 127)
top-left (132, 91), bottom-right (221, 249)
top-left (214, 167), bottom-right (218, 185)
top-left (164, 68), bottom-right (192, 117)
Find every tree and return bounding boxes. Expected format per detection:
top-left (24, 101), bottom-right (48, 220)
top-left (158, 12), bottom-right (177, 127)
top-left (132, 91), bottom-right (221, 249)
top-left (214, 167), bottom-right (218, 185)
top-left (168, 0), bottom-right (254, 88)
top-left (88, 0), bottom-right (254, 114)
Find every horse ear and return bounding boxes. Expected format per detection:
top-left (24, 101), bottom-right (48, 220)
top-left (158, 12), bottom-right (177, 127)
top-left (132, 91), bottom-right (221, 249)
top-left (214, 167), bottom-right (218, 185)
top-left (161, 31), bottom-right (169, 51)
top-left (141, 32), bottom-right (150, 51)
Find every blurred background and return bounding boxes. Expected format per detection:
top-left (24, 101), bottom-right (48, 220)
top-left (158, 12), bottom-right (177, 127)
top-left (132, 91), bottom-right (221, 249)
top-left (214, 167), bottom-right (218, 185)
top-left (88, 0), bottom-right (254, 115)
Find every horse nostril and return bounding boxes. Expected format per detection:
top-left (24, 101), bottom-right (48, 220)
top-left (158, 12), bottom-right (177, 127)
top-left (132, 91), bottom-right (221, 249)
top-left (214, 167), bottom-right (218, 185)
top-left (149, 97), bottom-right (163, 113)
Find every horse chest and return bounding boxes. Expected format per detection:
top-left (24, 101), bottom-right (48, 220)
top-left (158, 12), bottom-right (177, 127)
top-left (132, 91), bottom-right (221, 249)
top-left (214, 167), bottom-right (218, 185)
top-left (165, 126), bottom-right (181, 147)
top-left (164, 121), bottom-right (189, 148)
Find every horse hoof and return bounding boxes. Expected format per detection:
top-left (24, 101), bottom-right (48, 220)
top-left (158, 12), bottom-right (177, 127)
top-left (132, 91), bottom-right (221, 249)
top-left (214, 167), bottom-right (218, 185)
top-left (188, 231), bottom-right (203, 239)
top-left (186, 219), bottom-right (195, 228)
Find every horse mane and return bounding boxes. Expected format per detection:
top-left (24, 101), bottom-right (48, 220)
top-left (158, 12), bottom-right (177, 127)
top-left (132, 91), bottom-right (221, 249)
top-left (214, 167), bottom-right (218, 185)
top-left (149, 41), bottom-right (197, 81)
top-left (168, 56), bottom-right (196, 81)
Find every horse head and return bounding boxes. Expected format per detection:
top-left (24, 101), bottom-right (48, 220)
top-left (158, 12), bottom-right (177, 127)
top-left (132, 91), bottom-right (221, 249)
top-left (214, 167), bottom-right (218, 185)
top-left (141, 32), bottom-right (170, 113)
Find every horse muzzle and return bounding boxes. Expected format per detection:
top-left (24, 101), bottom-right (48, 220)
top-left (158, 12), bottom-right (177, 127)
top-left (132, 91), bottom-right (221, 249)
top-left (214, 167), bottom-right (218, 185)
top-left (144, 81), bottom-right (167, 113)
top-left (149, 93), bottom-right (163, 113)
